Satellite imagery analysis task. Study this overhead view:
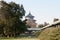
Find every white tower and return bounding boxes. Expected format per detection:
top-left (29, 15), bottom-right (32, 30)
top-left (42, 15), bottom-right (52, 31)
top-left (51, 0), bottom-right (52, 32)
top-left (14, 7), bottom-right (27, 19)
top-left (25, 12), bottom-right (34, 19)
top-left (25, 12), bottom-right (36, 28)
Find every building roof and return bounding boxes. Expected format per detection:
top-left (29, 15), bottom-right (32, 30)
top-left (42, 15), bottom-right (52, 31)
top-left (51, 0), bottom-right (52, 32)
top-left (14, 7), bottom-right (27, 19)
top-left (26, 12), bottom-right (34, 19)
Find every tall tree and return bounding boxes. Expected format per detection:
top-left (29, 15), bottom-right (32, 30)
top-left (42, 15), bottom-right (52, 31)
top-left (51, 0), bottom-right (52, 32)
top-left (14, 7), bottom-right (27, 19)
top-left (0, 1), bottom-right (27, 37)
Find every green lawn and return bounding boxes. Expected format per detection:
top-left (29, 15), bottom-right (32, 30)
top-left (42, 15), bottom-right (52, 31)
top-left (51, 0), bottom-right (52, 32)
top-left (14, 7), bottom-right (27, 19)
top-left (0, 38), bottom-right (39, 40)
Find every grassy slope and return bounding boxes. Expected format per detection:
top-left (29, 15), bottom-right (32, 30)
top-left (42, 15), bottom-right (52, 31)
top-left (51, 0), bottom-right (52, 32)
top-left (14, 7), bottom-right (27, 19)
top-left (38, 26), bottom-right (60, 40)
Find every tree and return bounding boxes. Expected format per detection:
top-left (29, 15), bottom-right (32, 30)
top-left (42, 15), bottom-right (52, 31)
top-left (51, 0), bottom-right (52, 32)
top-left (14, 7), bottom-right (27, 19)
top-left (53, 18), bottom-right (59, 22)
top-left (44, 22), bottom-right (49, 26)
top-left (38, 24), bottom-right (44, 28)
top-left (0, 1), bottom-right (27, 37)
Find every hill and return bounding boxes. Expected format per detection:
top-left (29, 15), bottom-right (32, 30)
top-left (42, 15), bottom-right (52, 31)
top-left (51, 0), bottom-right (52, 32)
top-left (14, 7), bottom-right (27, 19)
top-left (38, 26), bottom-right (60, 40)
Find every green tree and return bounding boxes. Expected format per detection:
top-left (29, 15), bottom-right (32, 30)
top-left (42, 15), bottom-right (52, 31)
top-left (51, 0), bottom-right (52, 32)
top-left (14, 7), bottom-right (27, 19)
top-left (0, 1), bottom-right (27, 37)
top-left (53, 18), bottom-right (59, 22)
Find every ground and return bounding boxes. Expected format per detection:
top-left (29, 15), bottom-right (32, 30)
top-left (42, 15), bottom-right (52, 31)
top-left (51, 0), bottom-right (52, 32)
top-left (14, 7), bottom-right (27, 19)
top-left (0, 38), bottom-right (40, 40)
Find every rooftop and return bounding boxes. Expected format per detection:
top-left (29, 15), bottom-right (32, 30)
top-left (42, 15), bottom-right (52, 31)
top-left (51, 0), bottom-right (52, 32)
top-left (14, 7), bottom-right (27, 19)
top-left (26, 12), bottom-right (34, 19)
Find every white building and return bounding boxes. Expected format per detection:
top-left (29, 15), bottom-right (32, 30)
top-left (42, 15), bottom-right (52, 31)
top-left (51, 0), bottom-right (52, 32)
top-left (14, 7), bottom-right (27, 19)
top-left (25, 12), bottom-right (37, 28)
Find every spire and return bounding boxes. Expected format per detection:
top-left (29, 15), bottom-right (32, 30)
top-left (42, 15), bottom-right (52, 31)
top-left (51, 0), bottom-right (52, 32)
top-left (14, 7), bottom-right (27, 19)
top-left (29, 11), bottom-right (31, 15)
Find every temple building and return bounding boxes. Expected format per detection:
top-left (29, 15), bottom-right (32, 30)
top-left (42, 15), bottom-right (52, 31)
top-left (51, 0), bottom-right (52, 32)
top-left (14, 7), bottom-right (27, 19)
top-left (25, 12), bottom-right (37, 28)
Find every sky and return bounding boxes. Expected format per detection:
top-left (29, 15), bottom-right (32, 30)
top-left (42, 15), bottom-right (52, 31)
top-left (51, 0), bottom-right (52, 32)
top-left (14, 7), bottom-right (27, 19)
top-left (4, 0), bottom-right (60, 24)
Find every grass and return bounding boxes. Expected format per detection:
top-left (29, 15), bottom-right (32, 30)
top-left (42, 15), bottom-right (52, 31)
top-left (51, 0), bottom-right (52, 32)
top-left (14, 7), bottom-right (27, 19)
top-left (38, 25), bottom-right (60, 40)
top-left (0, 38), bottom-right (40, 40)
top-left (0, 37), bottom-right (40, 40)
top-left (0, 31), bottom-right (40, 40)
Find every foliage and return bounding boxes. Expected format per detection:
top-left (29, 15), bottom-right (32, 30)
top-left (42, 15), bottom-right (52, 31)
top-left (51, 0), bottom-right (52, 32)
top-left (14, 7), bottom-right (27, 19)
top-left (53, 18), bottom-right (59, 22)
top-left (0, 1), bottom-right (27, 37)
top-left (38, 24), bottom-right (44, 28)
top-left (34, 31), bottom-right (41, 37)
top-left (38, 22), bottom-right (49, 28)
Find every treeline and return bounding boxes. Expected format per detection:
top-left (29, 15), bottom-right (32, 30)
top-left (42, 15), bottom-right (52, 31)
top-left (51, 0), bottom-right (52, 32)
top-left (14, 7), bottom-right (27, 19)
top-left (38, 18), bottom-right (60, 28)
top-left (0, 1), bottom-right (27, 37)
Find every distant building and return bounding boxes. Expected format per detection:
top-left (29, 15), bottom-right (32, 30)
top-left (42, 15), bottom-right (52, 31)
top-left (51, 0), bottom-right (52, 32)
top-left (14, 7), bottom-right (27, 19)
top-left (25, 12), bottom-right (37, 28)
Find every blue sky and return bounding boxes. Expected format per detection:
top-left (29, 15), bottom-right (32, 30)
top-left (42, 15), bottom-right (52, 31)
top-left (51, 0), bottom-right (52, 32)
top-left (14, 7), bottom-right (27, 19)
top-left (4, 0), bottom-right (60, 24)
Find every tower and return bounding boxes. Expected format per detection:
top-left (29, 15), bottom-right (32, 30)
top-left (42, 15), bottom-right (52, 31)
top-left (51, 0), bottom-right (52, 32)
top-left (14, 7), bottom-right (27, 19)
top-left (25, 12), bottom-right (36, 28)
top-left (25, 12), bottom-right (34, 19)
